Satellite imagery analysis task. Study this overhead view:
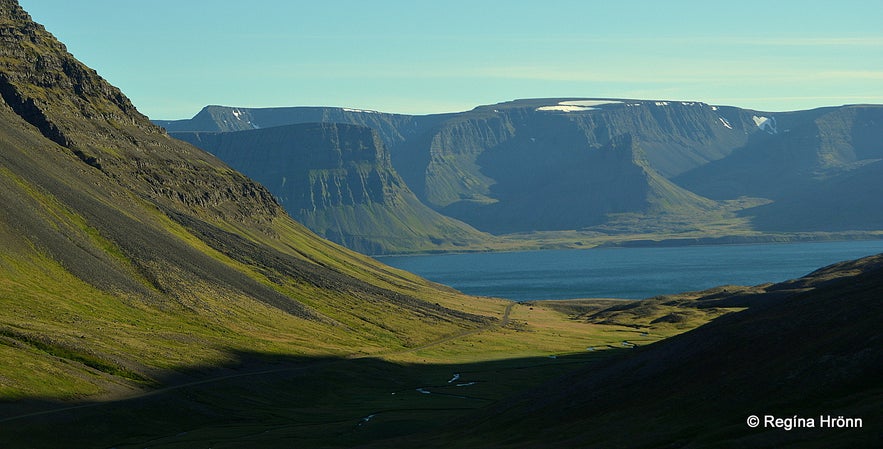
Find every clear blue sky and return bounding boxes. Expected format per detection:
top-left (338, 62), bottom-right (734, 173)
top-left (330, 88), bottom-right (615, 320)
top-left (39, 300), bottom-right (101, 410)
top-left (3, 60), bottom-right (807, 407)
top-left (18, 0), bottom-right (883, 119)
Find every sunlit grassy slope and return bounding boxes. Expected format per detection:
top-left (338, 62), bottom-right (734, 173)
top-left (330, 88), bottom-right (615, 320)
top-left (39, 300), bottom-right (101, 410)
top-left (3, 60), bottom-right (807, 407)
top-left (0, 0), bottom-right (503, 401)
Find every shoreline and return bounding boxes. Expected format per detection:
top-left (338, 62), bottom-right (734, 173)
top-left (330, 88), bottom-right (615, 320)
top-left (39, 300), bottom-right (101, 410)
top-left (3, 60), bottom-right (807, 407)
top-left (373, 231), bottom-right (883, 257)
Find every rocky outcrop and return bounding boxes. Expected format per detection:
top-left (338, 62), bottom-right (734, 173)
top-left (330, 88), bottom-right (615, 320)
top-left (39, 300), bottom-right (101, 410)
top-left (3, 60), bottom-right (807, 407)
top-left (0, 1), bottom-right (283, 226)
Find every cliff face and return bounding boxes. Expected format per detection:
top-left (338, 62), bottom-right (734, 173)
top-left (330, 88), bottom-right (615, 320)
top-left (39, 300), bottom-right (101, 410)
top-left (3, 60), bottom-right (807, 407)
top-left (160, 98), bottom-right (883, 242)
top-left (174, 123), bottom-right (491, 254)
top-left (406, 100), bottom-right (753, 209)
top-left (399, 100), bottom-right (744, 232)
top-left (0, 2), bottom-right (281, 226)
top-left (676, 106), bottom-right (883, 198)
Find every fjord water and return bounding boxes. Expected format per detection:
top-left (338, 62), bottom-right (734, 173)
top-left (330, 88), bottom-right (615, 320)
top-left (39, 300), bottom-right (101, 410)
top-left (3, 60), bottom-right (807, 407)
top-left (378, 240), bottom-right (883, 301)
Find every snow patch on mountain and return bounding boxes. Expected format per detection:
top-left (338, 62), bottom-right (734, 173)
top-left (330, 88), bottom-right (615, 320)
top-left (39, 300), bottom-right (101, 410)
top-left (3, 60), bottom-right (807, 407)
top-left (537, 105), bottom-right (598, 112)
top-left (559, 100), bottom-right (623, 107)
top-left (719, 117), bottom-right (733, 129)
top-left (536, 100), bottom-right (621, 112)
top-left (343, 108), bottom-right (379, 114)
top-left (752, 115), bottom-right (778, 134)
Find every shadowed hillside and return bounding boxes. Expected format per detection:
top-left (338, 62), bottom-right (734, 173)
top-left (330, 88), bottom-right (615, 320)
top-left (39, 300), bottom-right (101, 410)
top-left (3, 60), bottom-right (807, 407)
top-left (2, 2), bottom-right (880, 448)
top-left (397, 253), bottom-right (883, 448)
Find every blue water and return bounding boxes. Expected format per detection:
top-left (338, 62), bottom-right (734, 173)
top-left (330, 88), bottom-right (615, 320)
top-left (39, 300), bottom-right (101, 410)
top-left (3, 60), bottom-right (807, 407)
top-left (377, 240), bottom-right (883, 301)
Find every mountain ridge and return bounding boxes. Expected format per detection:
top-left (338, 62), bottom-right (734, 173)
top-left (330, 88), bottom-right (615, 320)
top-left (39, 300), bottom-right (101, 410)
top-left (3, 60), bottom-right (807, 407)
top-left (161, 99), bottom-right (883, 251)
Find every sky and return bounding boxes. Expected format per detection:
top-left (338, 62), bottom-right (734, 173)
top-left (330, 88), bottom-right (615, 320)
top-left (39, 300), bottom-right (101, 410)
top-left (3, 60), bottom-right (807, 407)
top-left (17, 0), bottom-right (883, 120)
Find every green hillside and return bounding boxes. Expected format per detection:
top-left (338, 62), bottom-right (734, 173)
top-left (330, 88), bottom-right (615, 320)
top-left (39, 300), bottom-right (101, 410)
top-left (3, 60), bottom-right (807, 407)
top-left (0, 0), bottom-right (502, 401)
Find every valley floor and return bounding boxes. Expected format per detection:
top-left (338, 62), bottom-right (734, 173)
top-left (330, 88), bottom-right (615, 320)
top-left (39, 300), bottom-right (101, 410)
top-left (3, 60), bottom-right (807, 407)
top-left (0, 296), bottom-right (726, 448)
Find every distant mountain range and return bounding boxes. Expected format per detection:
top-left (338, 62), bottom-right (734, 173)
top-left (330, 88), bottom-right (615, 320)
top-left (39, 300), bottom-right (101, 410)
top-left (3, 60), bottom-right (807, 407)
top-left (157, 99), bottom-right (883, 253)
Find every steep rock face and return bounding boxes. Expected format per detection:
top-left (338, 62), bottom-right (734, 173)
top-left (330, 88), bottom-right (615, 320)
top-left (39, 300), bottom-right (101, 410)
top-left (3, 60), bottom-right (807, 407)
top-left (158, 98), bottom-right (883, 240)
top-left (162, 100), bottom-right (745, 235)
top-left (676, 105), bottom-right (883, 199)
top-left (439, 132), bottom-right (721, 233)
top-left (411, 99), bottom-right (755, 211)
top-left (0, 2), bottom-right (280, 226)
top-left (405, 100), bottom-right (734, 233)
top-left (174, 123), bottom-right (491, 254)
top-left (675, 105), bottom-right (883, 231)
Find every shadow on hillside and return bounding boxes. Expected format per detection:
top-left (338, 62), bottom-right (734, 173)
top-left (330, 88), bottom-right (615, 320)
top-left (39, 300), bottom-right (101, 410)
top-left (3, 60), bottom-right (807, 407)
top-left (2, 255), bottom-right (882, 449)
top-left (0, 349), bottom-right (622, 449)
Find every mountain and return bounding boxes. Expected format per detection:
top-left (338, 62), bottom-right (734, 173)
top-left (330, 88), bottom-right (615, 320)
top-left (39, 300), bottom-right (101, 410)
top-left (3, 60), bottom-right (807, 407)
top-left (674, 105), bottom-right (883, 231)
top-left (173, 123), bottom-right (493, 254)
top-left (397, 253), bottom-right (883, 448)
top-left (435, 132), bottom-right (723, 233)
top-left (0, 0), bottom-right (498, 399)
top-left (154, 104), bottom-right (450, 150)
top-left (162, 99), bottom-right (882, 247)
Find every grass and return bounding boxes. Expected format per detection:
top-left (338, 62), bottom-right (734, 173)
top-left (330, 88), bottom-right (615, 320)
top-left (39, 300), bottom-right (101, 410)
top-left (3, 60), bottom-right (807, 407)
top-left (0, 281), bottom-right (740, 448)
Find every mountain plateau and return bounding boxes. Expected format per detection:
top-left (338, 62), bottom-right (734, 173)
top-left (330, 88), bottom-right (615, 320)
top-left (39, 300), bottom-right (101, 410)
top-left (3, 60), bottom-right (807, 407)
top-left (162, 99), bottom-right (883, 253)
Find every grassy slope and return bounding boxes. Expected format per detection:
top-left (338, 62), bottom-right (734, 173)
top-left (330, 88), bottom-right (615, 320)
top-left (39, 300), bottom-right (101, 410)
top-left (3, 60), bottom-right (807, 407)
top-left (0, 283), bottom-right (738, 448)
top-left (1, 4), bottom-right (878, 448)
top-left (3, 255), bottom-right (875, 448)
top-left (0, 0), bottom-right (504, 402)
top-left (0, 112), bottom-right (497, 398)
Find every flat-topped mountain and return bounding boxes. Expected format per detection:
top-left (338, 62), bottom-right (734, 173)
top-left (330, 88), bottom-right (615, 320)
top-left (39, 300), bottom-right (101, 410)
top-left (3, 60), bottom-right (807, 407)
top-left (174, 122), bottom-right (492, 254)
top-left (155, 104), bottom-right (449, 151)
top-left (162, 99), bottom-right (883, 251)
